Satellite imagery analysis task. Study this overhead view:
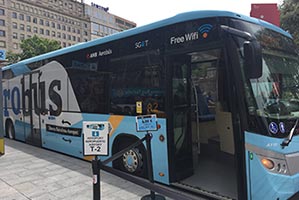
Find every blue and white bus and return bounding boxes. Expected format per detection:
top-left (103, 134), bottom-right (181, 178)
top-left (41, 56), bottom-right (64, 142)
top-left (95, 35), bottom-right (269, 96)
top-left (3, 10), bottom-right (299, 200)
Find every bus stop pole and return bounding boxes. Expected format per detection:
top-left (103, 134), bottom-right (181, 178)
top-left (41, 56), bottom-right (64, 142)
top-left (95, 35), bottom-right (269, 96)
top-left (92, 156), bottom-right (101, 200)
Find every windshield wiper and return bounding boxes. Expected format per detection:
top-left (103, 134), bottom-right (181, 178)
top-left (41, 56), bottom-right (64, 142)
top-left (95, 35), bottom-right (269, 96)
top-left (281, 119), bottom-right (299, 147)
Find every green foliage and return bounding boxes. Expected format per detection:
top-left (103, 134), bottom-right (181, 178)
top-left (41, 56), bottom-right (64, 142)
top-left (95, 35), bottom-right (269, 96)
top-left (280, 0), bottom-right (299, 46)
top-left (6, 51), bottom-right (20, 64)
top-left (20, 35), bottom-right (61, 60)
top-left (7, 35), bottom-right (61, 64)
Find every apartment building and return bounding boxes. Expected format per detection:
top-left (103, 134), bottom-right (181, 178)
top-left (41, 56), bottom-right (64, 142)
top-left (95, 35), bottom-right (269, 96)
top-left (0, 0), bottom-right (136, 56)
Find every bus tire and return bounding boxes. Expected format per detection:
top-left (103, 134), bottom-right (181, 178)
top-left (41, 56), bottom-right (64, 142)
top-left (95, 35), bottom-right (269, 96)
top-left (112, 136), bottom-right (148, 178)
top-left (6, 120), bottom-right (15, 140)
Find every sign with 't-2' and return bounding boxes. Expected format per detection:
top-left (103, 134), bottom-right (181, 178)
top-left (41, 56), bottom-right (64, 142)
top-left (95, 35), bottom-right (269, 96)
top-left (83, 121), bottom-right (112, 156)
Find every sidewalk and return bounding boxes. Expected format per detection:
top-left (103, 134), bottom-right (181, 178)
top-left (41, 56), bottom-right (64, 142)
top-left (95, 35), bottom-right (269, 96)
top-left (0, 139), bottom-right (156, 200)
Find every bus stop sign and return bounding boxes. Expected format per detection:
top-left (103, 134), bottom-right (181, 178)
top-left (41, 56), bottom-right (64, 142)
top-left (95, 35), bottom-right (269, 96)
top-left (83, 121), bottom-right (111, 156)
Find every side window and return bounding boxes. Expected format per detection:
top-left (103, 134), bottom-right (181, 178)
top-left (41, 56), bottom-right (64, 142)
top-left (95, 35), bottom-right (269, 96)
top-left (109, 51), bottom-right (166, 117)
top-left (2, 69), bottom-right (14, 79)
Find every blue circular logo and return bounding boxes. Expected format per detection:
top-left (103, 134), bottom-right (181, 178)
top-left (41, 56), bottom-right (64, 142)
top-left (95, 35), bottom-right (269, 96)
top-left (269, 122), bottom-right (278, 134)
top-left (279, 122), bottom-right (285, 133)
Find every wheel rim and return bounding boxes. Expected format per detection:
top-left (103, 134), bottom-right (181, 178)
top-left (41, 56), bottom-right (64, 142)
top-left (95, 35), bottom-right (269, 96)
top-left (122, 148), bottom-right (143, 173)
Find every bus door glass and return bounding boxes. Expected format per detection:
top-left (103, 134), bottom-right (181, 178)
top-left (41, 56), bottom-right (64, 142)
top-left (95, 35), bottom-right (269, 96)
top-left (22, 71), bottom-right (42, 147)
top-left (168, 54), bottom-right (193, 180)
top-left (169, 49), bottom-right (238, 199)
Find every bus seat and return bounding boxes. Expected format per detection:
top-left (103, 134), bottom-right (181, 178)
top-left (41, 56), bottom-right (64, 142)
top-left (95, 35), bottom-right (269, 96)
top-left (215, 103), bottom-right (235, 154)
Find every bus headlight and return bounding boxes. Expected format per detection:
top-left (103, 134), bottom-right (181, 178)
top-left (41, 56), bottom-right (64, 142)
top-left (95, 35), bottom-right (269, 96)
top-left (261, 158), bottom-right (274, 170)
top-left (259, 156), bottom-right (289, 175)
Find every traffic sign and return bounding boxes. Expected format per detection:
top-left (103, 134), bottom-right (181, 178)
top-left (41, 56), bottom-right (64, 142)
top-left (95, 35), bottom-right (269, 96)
top-left (83, 121), bottom-right (111, 156)
top-left (0, 50), bottom-right (5, 61)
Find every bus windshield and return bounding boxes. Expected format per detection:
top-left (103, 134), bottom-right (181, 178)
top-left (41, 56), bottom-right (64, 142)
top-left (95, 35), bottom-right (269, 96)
top-left (233, 19), bottom-right (299, 137)
top-left (250, 51), bottom-right (299, 119)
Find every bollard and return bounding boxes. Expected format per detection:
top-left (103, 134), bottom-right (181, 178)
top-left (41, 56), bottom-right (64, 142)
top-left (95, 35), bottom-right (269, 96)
top-left (92, 156), bottom-right (101, 200)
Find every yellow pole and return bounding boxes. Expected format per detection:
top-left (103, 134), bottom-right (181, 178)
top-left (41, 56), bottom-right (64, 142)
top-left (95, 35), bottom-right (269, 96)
top-left (0, 138), bottom-right (4, 155)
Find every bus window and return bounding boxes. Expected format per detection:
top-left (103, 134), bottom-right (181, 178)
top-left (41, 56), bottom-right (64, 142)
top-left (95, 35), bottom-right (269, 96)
top-left (110, 51), bottom-right (166, 117)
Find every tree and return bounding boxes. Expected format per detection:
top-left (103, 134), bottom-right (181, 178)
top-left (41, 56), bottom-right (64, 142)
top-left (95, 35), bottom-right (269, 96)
top-left (280, 0), bottom-right (299, 46)
top-left (20, 35), bottom-right (61, 60)
top-left (7, 35), bottom-right (61, 64)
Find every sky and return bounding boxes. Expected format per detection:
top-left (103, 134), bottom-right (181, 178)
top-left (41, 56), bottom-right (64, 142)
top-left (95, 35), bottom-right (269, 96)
top-left (84, 0), bottom-right (282, 26)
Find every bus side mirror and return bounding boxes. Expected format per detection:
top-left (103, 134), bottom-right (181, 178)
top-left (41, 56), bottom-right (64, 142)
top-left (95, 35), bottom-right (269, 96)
top-left (244, 40), bottom-right (262, 79)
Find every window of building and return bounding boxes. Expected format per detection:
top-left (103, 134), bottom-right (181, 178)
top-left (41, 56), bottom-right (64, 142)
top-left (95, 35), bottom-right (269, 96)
top-left (72, 36), bottom-right (76, 41)
top-left (12, 32), bottom-right (18, 39)
top-left (26, 15), bottom-right (31, 22)
top-left (68, 34), bottom-right (71, 40)
top-left (40, 28), bottom-right (44, 34)
top-left (33, 18), bottom-right (37, 24)
top-left (51, 22), bottom-right (55, 28)
top-left (63, 42), bottom-right (66, 47)
top-left (67, 26), bottom-right (71, 32)
top-left (46, 30), bottom-right (50, 36)
top-left (84, 31), bottom-right (88, 36)
top-left (52, 31), bottom-right (55, 37)
top-left (20, 24), bottom-right (25, 31)
top-left (62, 25), bottom-right (66, 30)
top-left (27, 35), bottom-right (32, 38)
top-left (57, 24), bottom-right (61, 29)
top-left (0, 19), bottom-right (4, 26)
top-left (39, 19), bottom-right (44, 25)
top-left (12, 12), bottom-right (17, 18)
top-left (46, 21), bottom-right (49, 26)
top-left (0, 30), bottom-right (5, 37)
top-left (26, 25), bottom-right (31, 32)
top-left (77, 29), bottom-right (80, 34)
top-left (13, 43), bottom-right (18, 49)
top-left (57, 32), bottom-right (61, 38)
top-left (12, 22), bottom-right (17, 29)
top-left (77, 37), bottom-right (80, 42)
top-left (20, 34), bottom-right (25, 40)
top-left (0, 8), bottom-right (4, 15)
top-left (0, 41), bottom-right (5, 47)
top-left (62, 33), bottom-right (66, 39)
top-left (33, 27), bottom-right (38, 33)
top-left (19, 14), bottom-right (24, 20)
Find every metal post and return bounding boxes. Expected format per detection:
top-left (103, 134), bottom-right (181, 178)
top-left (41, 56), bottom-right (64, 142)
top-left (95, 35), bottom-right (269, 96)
top-left (92, 156), bottom-right (101, 200)
top-left (141, 132), bottom-right (165, 200)
top-left (0, 68), bottom-right (4, 156)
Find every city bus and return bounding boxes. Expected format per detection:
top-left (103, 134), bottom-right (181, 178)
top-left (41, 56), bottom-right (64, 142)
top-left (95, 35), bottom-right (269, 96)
top-left (2, 10), bottom-right (299, 200)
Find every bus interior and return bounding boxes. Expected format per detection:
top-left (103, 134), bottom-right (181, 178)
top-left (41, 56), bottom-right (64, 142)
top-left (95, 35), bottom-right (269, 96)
top-left (171, 48), bottom-right (238, 199)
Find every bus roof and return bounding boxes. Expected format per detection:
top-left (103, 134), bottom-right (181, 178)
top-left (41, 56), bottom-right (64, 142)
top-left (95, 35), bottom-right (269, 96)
top-left (2, 10), bottom-right (291, 74)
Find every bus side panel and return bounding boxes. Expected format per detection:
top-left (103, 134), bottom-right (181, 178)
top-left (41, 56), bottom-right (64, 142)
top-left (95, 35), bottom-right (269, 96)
top-left (245, 132), bottom-right (299, 200)
top-left (96, 115), bottom-right (170, 185)
top-left (3, 76), bottom-right (25, 141)
top-left (39, 61), bottom-right (84, 157)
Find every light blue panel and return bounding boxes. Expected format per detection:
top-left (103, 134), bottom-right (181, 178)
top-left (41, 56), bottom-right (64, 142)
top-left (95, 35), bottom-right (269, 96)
top-left (42, 129), bottom-right (83, 158)
top-left (14, 120), bottom-right (26, 141)
top-left (106, 116), bottom-right (170, 184)
top-left (245, 131), bottom-right (299, 154)
top-left (245, 131), bottom-right (299, 199)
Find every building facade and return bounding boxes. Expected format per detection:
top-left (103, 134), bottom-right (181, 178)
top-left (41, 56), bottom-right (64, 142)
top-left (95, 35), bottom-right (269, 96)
top-left (0, 0), bottom-right (136, 56)
top-left (85, 2), bottom-right (136, 40)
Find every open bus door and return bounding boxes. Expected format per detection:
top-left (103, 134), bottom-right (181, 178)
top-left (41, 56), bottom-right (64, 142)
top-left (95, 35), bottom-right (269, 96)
top-left (168, 48), bottom-right (239, 199)
top-left (22, 71), bottom-right (42, 147)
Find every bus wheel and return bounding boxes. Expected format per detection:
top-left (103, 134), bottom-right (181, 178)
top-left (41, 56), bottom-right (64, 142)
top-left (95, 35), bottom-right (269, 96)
top-left (113, 138), bottom-right (148, 178)
top-left (6, 121), bottom-right (15, 139)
